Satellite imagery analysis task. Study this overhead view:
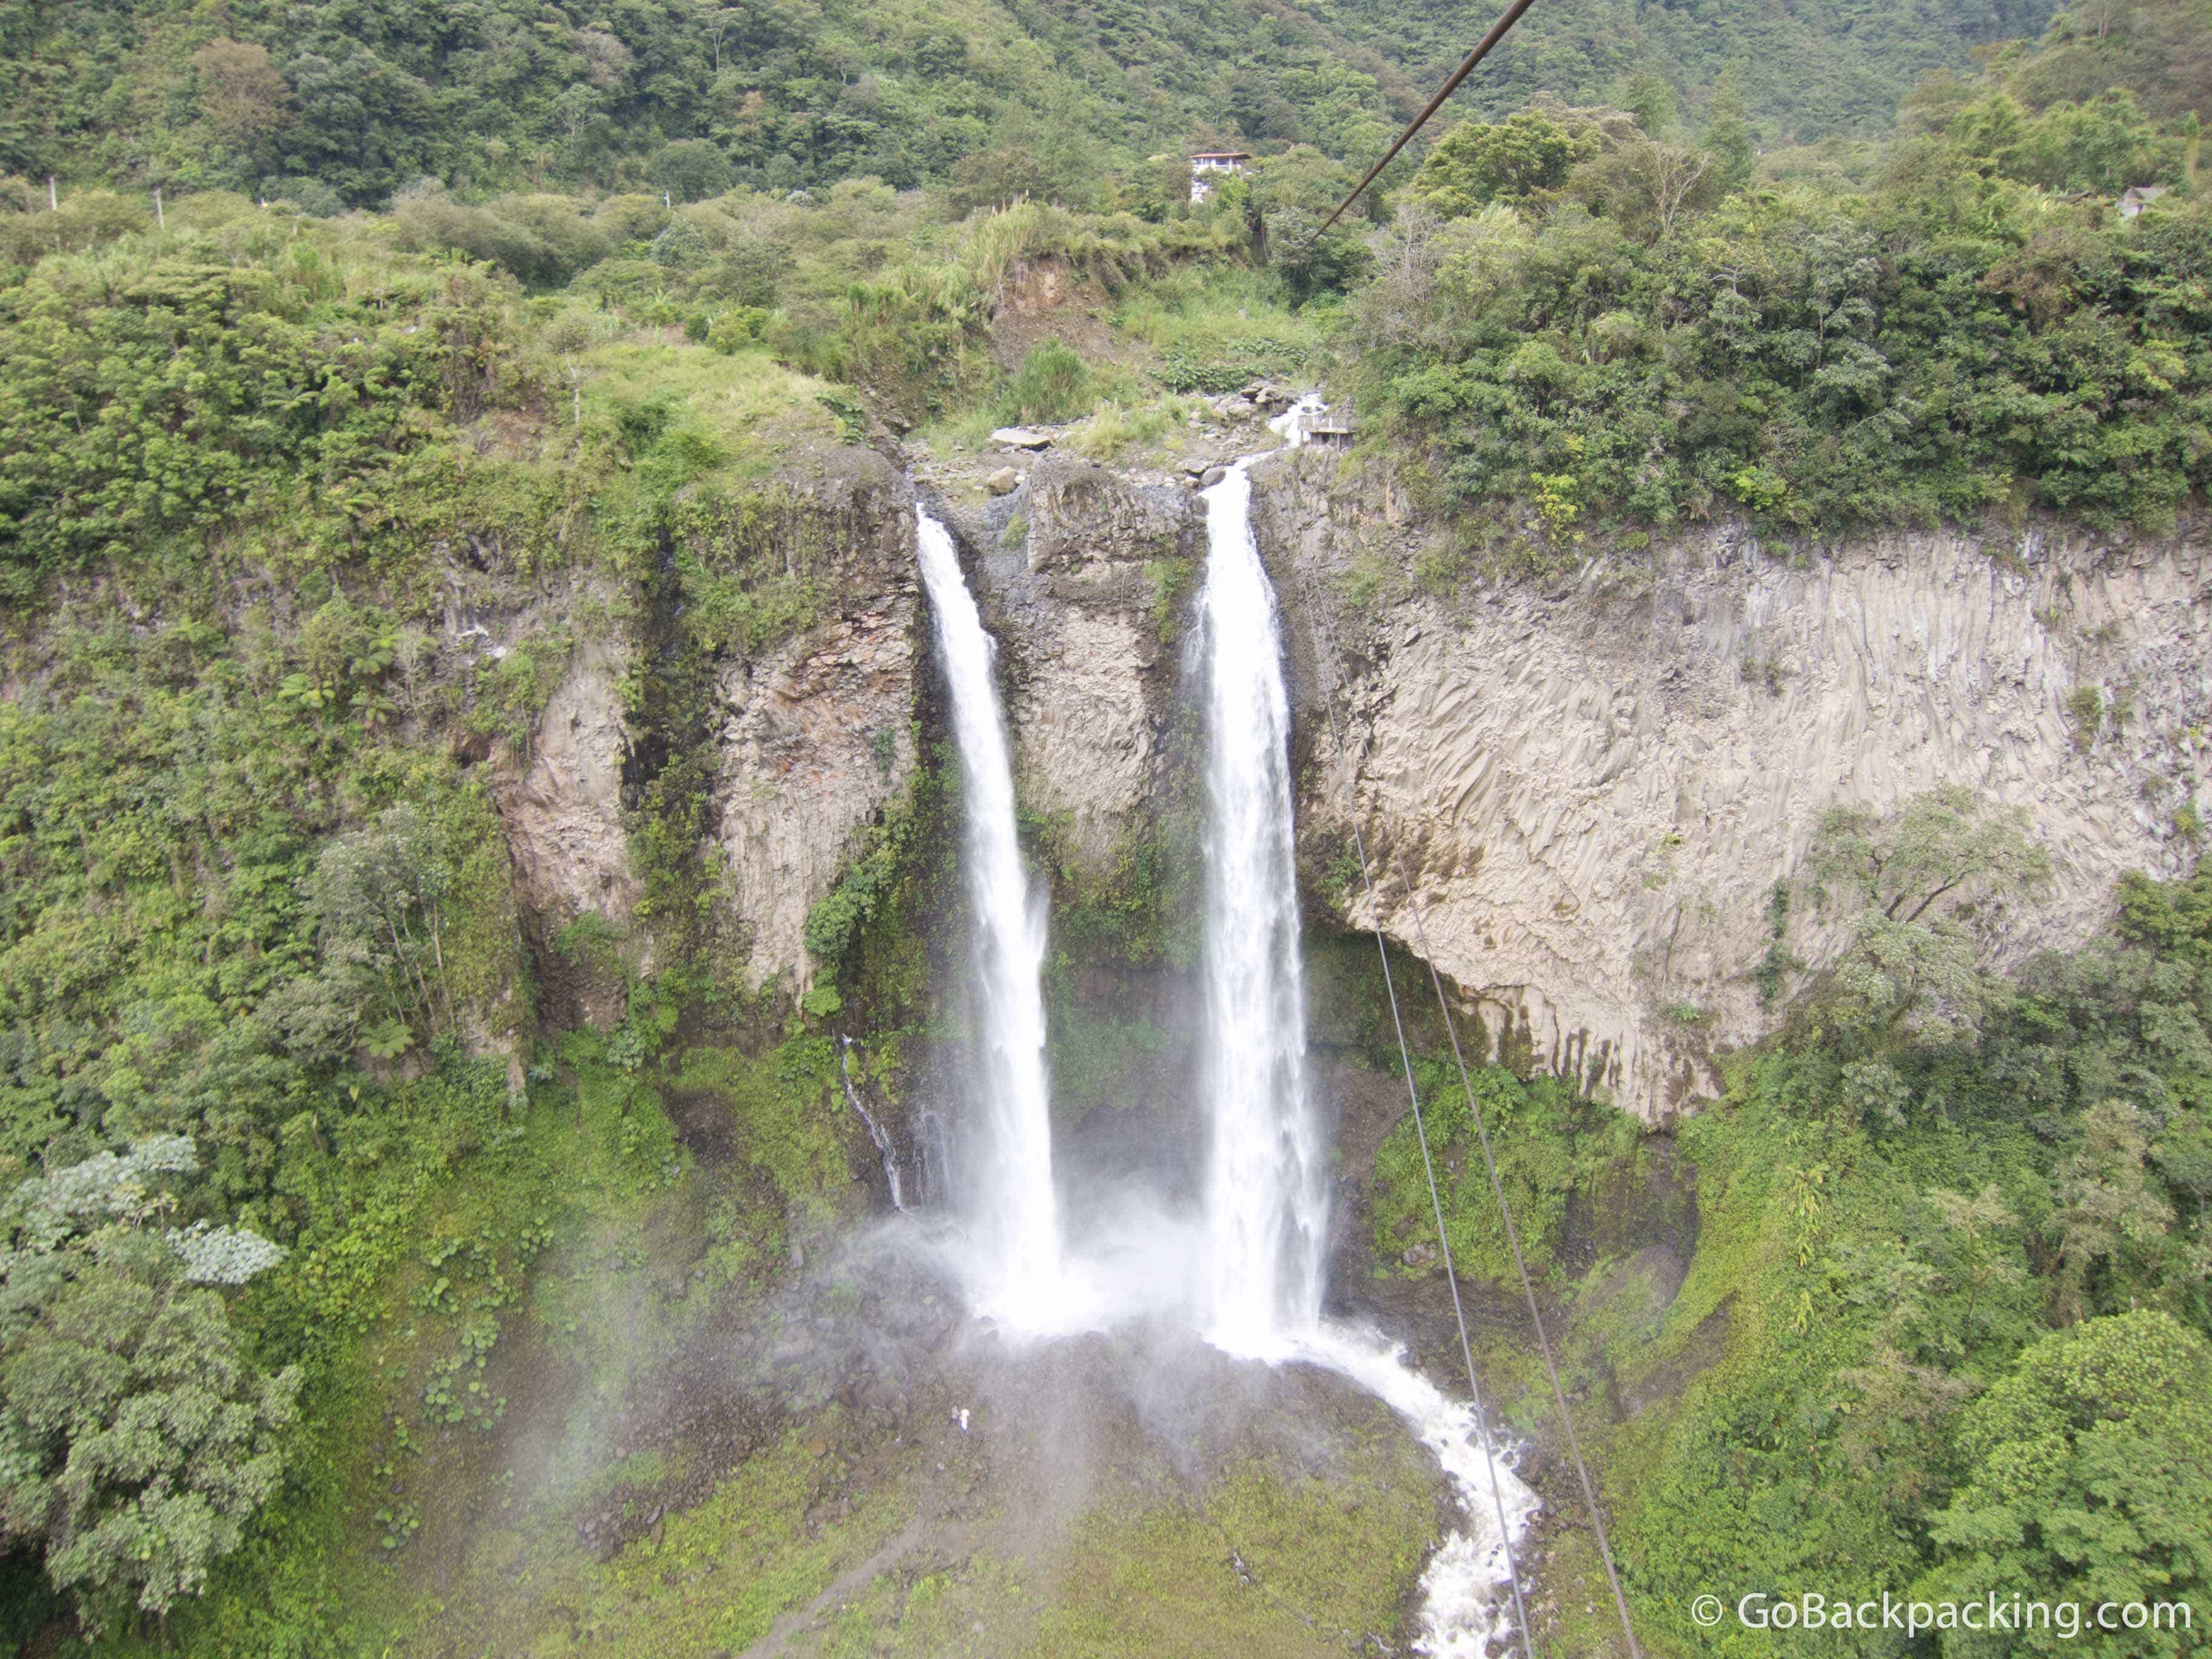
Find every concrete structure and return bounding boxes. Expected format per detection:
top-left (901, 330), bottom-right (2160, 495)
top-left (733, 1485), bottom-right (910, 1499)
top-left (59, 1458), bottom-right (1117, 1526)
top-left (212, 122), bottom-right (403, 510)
top-left (1190, 151), bottom-right (1251, 203)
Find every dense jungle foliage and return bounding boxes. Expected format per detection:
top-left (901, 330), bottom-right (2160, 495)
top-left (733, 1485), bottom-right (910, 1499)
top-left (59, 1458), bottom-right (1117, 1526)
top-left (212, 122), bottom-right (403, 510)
top-left (0, 0), bottom-right (2208, 1650)
top-left (5, 0), bottom-right (2066, 211)
top-left (1359, 797), bottom-right (2212, 1657)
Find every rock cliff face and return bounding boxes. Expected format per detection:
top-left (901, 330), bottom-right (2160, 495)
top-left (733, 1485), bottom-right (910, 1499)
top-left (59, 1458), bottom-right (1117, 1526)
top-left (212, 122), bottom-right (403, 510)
top-left (479, 443), bottom-right (1189, 1008)
top-left (499, 636), bottom-right (640, 940)
top-left (483, 450), bottom-right (923, 1003)
top-left (706, 451), bottom-right (922, 991)
top-left (472, 429), bottom-right (2205, 1119)
top-left (953, 455), bottom-right (1202, 878)
top-left (716, 597), bottom-right (919, 988)
top-left (1255, 451), bottom-right (2211, 1119)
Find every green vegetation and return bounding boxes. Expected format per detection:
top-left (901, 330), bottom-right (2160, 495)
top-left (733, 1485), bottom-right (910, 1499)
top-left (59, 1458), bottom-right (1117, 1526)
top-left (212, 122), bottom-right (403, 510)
top-left (1358, 791), bottom-right (2210, 1652)
top-left (1, 0), bottom-right (2079, 229)
top-left (3, 0), bottom-right (2210, 1650)
top-left (5, 0), bottom-right (1409, 210)
top-left (1, 1137), bottom-right (298, 1634)
top-left (1305, 0), bottom-right (2060, 142)
top-left (1001, 340), bottom-right (1093, 425)
top-left (16, 0), bottom-right (2191, 573)
top-left (0, 602), bottom-right (526, 1226)
top-left (1926, 1310), bottom-right (2212, 1655)
top-left (0, 174), bottom-right (950, 1641)
top-left (1355, 30), bottom-right (2211, 562)
top-left (1372, 1062), bottom-right (1643, 1283)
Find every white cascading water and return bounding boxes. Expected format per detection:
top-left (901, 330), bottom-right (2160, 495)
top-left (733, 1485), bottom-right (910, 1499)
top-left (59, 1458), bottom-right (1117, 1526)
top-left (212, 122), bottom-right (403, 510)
top-left (1198, 402), bottom-right (1541, 1656)
top-left (1196, 444), bottom-right (1327, 1353)
top-left (915, 509), bottom-right (1064, 1326)
top-left (839, 1036), bottom-right (905, 1212)
top-left (1301, 1325), bottom-right (1543, 1658)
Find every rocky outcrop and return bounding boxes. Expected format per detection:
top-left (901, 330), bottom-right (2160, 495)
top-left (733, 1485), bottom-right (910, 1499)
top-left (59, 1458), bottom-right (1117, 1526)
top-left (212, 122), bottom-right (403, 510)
top-left (498, 638), bottom-right (640, 936)
top-left (965, 456), bottom-right (1202, 876)
top-left (1258, 452), bottom-right (2211, 1119)
top-left (468, 424), bottom-right (2208, 1113)
top-left (717, 603), bottom-right (919, 988)
top-left (711, 449), bottom-right (921, 989)
top-left (477, 449), bottom-right (928, 1001)
top-left (1023, 456), bottom-right (1189, 576)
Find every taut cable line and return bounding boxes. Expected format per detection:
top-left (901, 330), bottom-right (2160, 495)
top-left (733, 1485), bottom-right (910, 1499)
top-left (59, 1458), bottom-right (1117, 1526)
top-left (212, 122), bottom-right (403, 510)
top-left (1305, 0), bottom-right (1543, 246)
top-left (1288, 534), bottom-right (1645, 1659)
top-left (1387, 842), bottom-right (1646, 1659)
top-left (1292, 574), bottom-right (1536, 1659)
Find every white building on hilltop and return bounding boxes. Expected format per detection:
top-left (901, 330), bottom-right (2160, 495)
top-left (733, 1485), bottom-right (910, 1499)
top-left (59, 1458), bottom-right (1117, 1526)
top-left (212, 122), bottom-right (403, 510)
top-left (1190, 151), bottom-right (1252, 203)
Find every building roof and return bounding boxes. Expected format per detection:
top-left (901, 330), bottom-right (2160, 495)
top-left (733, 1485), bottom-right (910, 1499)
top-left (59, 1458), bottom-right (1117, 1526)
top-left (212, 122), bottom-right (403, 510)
top-left (1190, 151), bottom-right (1252, 161)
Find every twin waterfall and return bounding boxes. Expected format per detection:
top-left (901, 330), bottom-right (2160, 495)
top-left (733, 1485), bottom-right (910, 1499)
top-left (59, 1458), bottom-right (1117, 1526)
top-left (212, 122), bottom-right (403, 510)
top-left (908, 409), bottom-right (1535, 1654)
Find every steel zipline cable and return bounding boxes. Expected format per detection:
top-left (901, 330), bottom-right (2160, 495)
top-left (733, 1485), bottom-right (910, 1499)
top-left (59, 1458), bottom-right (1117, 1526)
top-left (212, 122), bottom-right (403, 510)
top-left (1289, 545), bottom-right (1646, 1659)
top-left (1293, 588), bottom-right (1537, 1659)
top-left (1304, 0), bottom-right (1543, 246)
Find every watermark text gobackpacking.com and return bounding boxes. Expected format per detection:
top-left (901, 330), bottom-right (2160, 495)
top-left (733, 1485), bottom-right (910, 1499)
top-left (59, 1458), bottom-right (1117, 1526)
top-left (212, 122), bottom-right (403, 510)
top-left (1689, 1592), bottom-right (2197, 1639)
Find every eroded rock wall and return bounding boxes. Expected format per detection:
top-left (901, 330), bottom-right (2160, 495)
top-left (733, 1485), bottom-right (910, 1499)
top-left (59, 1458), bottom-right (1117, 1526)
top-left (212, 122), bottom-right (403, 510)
top-left (955, 455), bottom-right (1201, 878)
top-left (499, 636), bottom-right (641, 937)
top-left (716, 602), bottom-right (920, 989)
top-left (711, 450), bottom-right (922, 991)
top-left (1257, 451), bottom-right (2211, 1119)
top-left (483, 451), bottom-right (925, 1004)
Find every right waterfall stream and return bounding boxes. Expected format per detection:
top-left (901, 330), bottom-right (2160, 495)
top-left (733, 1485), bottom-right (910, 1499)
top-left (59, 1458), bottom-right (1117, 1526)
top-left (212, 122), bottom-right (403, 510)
top-left (1196, 402), bottom-right (1541, 1658)
top-left (1196, 426), bottom-right (1328, 1354)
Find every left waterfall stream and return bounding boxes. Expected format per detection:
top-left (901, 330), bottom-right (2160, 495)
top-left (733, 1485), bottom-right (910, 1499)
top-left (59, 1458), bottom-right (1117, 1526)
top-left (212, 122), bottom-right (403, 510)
top-left (913, 506), bottom-right (1068, 1329)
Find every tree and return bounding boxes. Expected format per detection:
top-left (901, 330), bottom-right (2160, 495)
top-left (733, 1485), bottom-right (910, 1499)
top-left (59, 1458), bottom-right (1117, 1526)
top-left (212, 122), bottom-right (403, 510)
top-left (1, 1141), bottom-right (298, 1633)
top-left (1704, 63), bottom-right (1757, 193)
top-left (308, 805), bottom-right (460, 1034)
top-left (1407, 110), bottom-right (1598, 217)
top-left (1248, 144), bottom-right (1358, 216)
top-left (1994, 90), bottom-right (2158, 192)
top-left (1569, 136), bottom-right (1712, 240)
top-left (2053, 1099), bottom-right (2176, 1321)
top-left (1618, 63), bottom-right (1680, 135)
top-left (1812, 785), bottom-right (2052, 927)
top-left (1268, 206), bottom-right (1375, 304)
top-left (1924, 1311), bottom-right (2212, 1657)
top-left (1810, 787), bottom-right (2051, 1042)
top-left (274, 50), bottom-right (437, 206)
top-left (190, 41), bottom-right (292, 144)
top-left (1927, 1184), bottom-right (2031, 1354)
top-left (1122, 152), bottom-right (1195, 223)
top-left (1832, 909), bottom-right (2008, 1041)
top-left (649, 139), bottom-right (732, 203)
top-left (949, 147), bottom-right (1044, 215)
top-left (2116, 862), bottom-right (2212, 966)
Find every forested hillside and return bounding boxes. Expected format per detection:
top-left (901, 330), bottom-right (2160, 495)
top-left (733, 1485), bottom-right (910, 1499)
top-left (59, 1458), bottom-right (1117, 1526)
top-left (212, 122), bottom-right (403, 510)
top-left (4, 0), bottom-right (2072, 209)
top-left (1, 0), bottom-right (2208, 1652)
top-left (1308, 0), bottom-right (2062, 138)
top-left (1304, 0), bottom-right (2208, 569)
top-left (5, 0), bottom-right (1401, 208)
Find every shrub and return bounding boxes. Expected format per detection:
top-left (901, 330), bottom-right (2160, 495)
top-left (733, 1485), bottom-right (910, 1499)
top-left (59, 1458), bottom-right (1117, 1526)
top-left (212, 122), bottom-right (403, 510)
top-left (1002, 340), bottom-right (1091, 424)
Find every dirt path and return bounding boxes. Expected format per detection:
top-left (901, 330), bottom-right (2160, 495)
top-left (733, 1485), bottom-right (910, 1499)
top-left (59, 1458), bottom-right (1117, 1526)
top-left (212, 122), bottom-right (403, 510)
top-left (740, 1501), bottom-right (971, 1658)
